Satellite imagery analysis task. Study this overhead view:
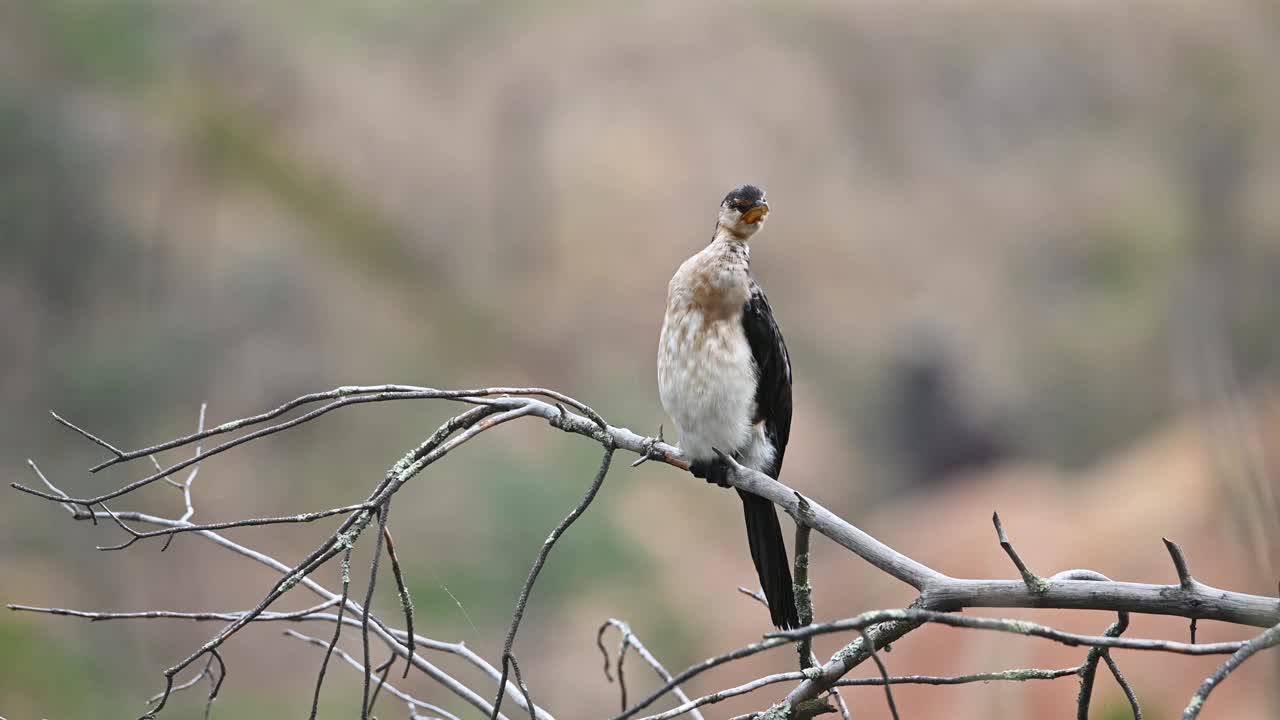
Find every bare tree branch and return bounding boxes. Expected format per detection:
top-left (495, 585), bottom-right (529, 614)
top-left (309, 545), bottom-right (354, 720)
top-left (96, 503), bottom-right (373, 552)
top-left (858, 629), bottom-right (901, 720)
top-left (50, 409), bottom-right (125, 458)
top-left (20, 506), bottom-right (545, 718)
top-left (612, 636), bottom-right (792, 720)
top-left (1182, 622), bottom-right (1280, 719)
top-left (141, 403), bottom-right (537, 716)
top-left (506, 654), bottom-right (538, 720)
top-left (9, 599), bottom-right (341, 623)
top-left (771, 608), bottom-right (1247, 655)
top-left (1103, 653), bottom-right (1143, 720)
top-left (360, 502), bottom-right (390, 720)
top-left (710, 450), bottom-right (1278, 628)
top-left (992, 512), bottom-right (1047, 592)
top-left (144, 651), bottom-right (221, 719)
top-left (366, 652), bottom-right (396, 715)
top-left (1163, 538), bottom-right (1197, 590)
top-left (791, 495), bottom-right (850, 720)
top-left (1052, 569), bottom-right (1141, 720)
top-left (636, 665), bottom-right (1083, 720)
top-left (11, 385), bottom-right (1280, 719)
top-left (490, 445), bottom-right (615, 719)
top-left (598, 619), bottom-right (704, 720)
top-left (286, 630), bottom-right (463, 720)
top-left (1076, 609), bottom-right (1133, 720)
top-left (381, 525), bottom-right (416, 679)
top-left (23, 388), bottom-right (1277, 624)
top-left (793, 494), bottom-right (817, 668)
top-left (87, 386), bottom-right (607, 473)
top-left (171, 402), bottom-right (207, 524)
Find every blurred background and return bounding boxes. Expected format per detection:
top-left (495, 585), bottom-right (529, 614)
top-left (3, 0), bottom-right (1279, 717)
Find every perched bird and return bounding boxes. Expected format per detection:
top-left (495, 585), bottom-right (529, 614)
top-left (657, 184), bottom-right (799, 629)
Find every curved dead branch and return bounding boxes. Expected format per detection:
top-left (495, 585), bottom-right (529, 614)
top-left (7, 385), bottom-right (1279, 719)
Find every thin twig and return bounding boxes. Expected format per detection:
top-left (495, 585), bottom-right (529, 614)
top-left (143, 404), bottom-right (521, 715)
top-left (1054, 568), bottom-right (1141, 720)
top-left (19, 391), bottom-right (1280, 630)
top-left (770, 608), bottom-right (1246, 656)
top-left (1102, 653), bottom-right (1142, 719)
top-left (17, 383), bottom-right (1280, 720)
top-left (88, 386), bottom-right (607, 473)
top-left (368, 653), bottom-right (396, 716)
top-left (791, 494), bottom-right (846, 718)
top-left (615, 630), bottom-right (629, 711)
top-left (360, 503), bottom-right (390, 719)
top-left (45, 505), bottom-right (527, 718)
top-left (204, 648), bottom-right (225, 719)
top-left (829, 689), bottom-right (851, 720)
top-left (773, 605), bottom-right (930, 720)
top-left (1162, 538), bottom-right (1196, 589)
top-left (1182, 621), bottom-right (1280, 719)
top-left (50, 410), bottom-right (124, 457)
top-left (309, 545), bottom-right (356, 720)
top-left (637, 665), bottom-right (1081, 720)
top-left (611, 636), bottom-right (792, 720)
top-left (90, 386), bottom-right (442, 470)
top-left (507, 655), bottom-right (537, 720)
top-left (993, 511), bottom-right (1046, 592)
top-left (630, 425), bottom-right (664, 468)
top-left (97, 504), bottom-right (374, 551)
top-left (32, 389), bottom-right (511, 507)
top-left (1076, 611), bottom-right (1130, 720)
top-left (489, 446), bottom-right (614, 719)
top-left (149, 453), bottom-right (182, 490)
top-left (145, 653), bottom-right (214, 706)
top-left (859, 629), bottom-right (900, 720)
top-left (10, 598), bottom-right (341, 623)
top-left (793, 493), bottom-right (817, 669)
top-left (1164, 537), bottom-right (1201, 647)
top-left (381, 525), bottom-right (416, 679)
top-left (286, 630), bottom-right (463, 720)
top-left (179, 403), bottom-right (208, 523)
top-left (26, 459), bottom-right (74, 514)
top-left (597, 620), bottom-right (703, 720)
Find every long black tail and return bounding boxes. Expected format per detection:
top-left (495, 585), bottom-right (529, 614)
top-left (737, 489), bottom-right (800, 629)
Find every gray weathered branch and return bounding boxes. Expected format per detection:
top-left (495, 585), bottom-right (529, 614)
top-left (11, 384), bottom-right (1280, 719)
top-left (1182, 622), bottom-right (1280, 719)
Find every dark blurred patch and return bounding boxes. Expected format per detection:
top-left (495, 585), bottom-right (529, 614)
top-left (0, 101), bottom-right (123, 322)
top-left (882, 337), bottom-right (1014, 489)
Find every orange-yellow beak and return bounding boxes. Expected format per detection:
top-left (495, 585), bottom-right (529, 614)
top-left (742, 203), bottom-right (769, 225)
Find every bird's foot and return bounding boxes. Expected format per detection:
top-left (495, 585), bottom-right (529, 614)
top-left (691, 453), bottom-right (732, 488)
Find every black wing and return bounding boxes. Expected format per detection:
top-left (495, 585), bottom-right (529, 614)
top-left (742, 283), bottom-right (792, 479)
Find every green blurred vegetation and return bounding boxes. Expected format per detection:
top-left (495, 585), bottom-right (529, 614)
top-left (0, 618), bottom-right (112, 717)
top-left (30, 0), bottom-right (159, 86)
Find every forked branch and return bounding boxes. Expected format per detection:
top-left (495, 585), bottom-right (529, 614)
top-left (8, 384), bottom-right (1279, 720)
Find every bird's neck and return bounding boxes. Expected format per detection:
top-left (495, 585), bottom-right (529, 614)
top-left (712, 226), bottom-right (752, 254)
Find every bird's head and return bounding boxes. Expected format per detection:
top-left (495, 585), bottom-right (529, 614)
top-left (715, 184), bottom-right (770, 240)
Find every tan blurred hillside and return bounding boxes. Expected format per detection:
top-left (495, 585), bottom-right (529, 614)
top-left (2, 0), bottom-right (1279, 717)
